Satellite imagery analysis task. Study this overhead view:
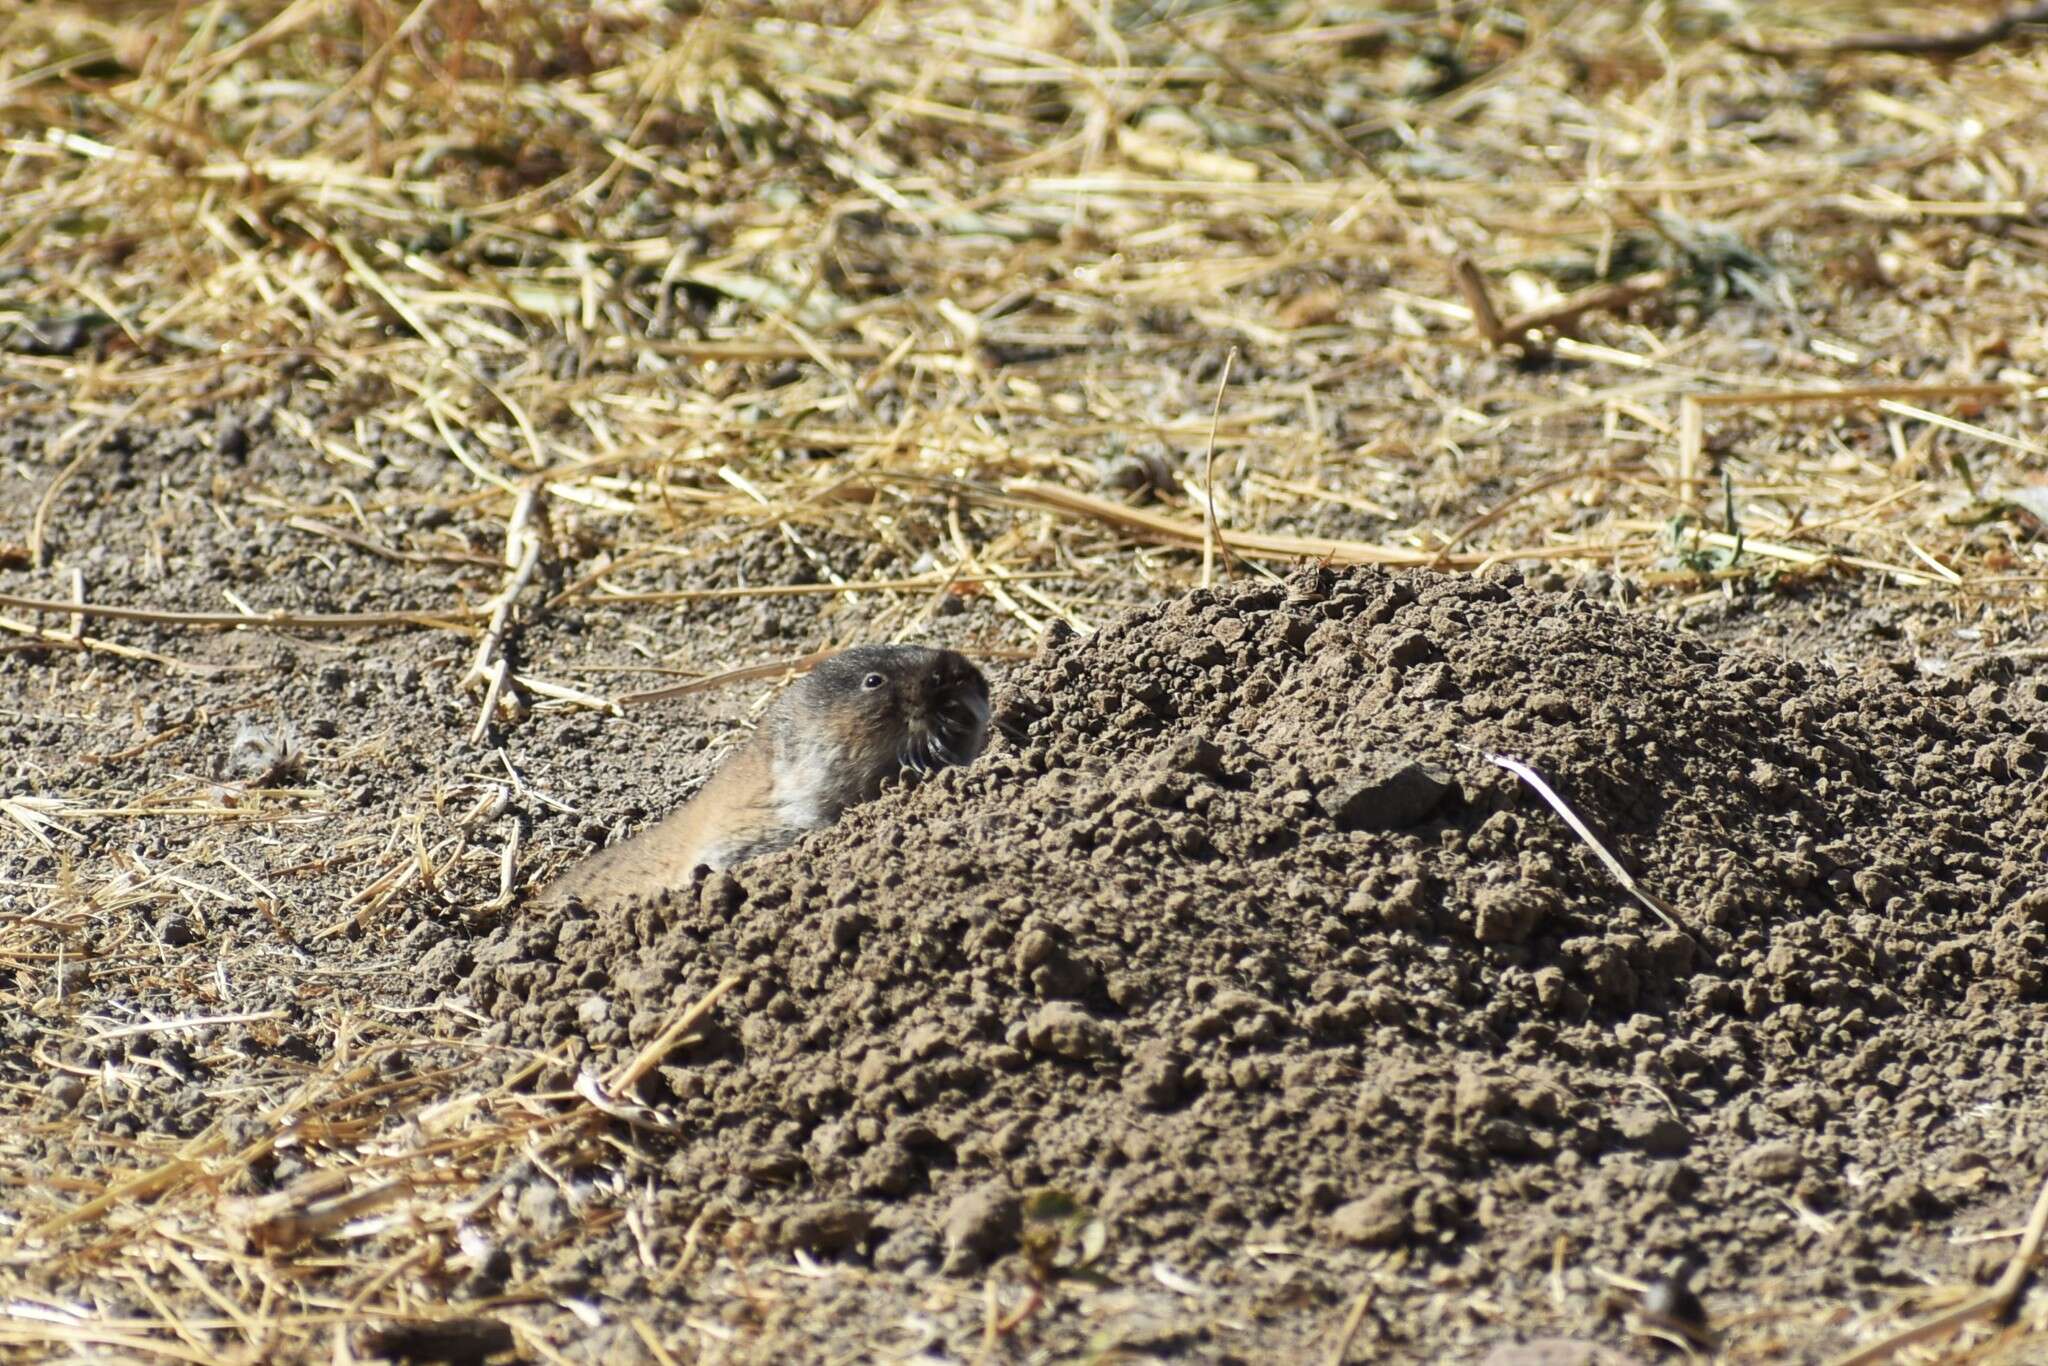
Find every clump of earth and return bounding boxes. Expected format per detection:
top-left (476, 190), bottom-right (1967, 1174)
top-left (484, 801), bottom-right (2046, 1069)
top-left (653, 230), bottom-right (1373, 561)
top-left (437, 564), bottom-right (2048, 1359)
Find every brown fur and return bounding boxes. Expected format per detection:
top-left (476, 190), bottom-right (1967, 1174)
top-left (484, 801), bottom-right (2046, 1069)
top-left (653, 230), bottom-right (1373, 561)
top-left (538, 646), bottom-right (989, 909)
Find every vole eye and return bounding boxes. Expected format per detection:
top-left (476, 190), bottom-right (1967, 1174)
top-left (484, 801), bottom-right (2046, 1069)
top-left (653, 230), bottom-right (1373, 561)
top-left (862, 672), bottom-right (886, 691)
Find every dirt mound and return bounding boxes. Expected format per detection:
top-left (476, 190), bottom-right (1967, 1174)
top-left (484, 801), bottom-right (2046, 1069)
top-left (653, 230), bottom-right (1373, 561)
top-left (441, 565), bottom-right (2048, 1355)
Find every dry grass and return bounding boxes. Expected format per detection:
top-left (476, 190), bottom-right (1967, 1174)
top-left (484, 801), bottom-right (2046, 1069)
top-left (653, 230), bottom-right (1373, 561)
top-left (8, 0), bottom-right (2048, 625)
top-left (4, 0), bottom-right (2048, 1359)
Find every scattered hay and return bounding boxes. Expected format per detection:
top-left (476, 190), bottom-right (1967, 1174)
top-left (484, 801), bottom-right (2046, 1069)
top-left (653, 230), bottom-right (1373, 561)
top-left (3, 0), bottom-right (2047, 1359)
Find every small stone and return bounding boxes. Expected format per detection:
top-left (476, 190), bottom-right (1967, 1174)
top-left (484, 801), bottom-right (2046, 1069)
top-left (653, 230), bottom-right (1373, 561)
top-left (700, 871), bottom-right (745, 915)
top-left (1024, 1002), bottom-right (1114, 1060)
top-left (1014, 929), bottom-right (1100, 999)
top-left (416, 939), bottom-right (473, 985)
top-left (1472, 884), bottom-right (1551, 945)
top-left (855, 1142), bottom-right (918, 1197)
top-left (1382, 629), bottom-right (1434, 667)
top-left (1328, 1186), bottom-right (1413, 1246)
top-left (1323, 756), bottom-right (1453, 831)
top-left (825, 909), bottom-right (861, 951)
top-left (1739, 1140), bottom-right (1803, 1184)
top-left (575, 996), bottom-right (610, 1029)
top-left (1615, 1108), bottom-right (1692, 1157)
top-left (763, 1201), bottom-right (872, 1254)
top-left (1648, 1161), bottom-right (1700, 1200)
top-left (1472, 1118), bottom-right (1542, 1158)
top-left (872, 1221), bottom-right (940, 1272)
top-left (1852, 868), bottom-right (1901, 913)
top-left (1123, 1043), bottom-right (1184, 1110)
top-left (1533, 967), bottom-right (1589, 1018)
top-left (1141, 776), bottom-right (1185, 808)
top-left (942, 1186), bottom-right (1021, 1272)
top-left (1014, 928), bottom-right (1060, 972)
top-left (1453, 1072), bottom-right (1511, 1120)
top-left (744, 1148), bottom-right (806, 1184)
top-left (1158, 735), bottom-right (1225, 779)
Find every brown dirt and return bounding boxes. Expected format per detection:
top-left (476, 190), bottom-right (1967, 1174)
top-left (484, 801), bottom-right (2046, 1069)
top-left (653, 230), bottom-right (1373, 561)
top-left (3, 403), bottom-right (2046, 1362)
top-left (9, 1), bottom-right (2048, 1353)
top-left (439, 562), bottom-right (2048, 1360)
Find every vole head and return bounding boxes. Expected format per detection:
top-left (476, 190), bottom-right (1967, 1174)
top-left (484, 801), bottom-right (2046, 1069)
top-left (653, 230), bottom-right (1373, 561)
top-left (775, 645), bottom-right (991, 811)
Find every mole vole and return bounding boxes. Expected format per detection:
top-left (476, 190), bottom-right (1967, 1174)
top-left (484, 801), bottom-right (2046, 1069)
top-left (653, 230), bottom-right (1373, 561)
top-left (539, 645), bottom-right (991, 907)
